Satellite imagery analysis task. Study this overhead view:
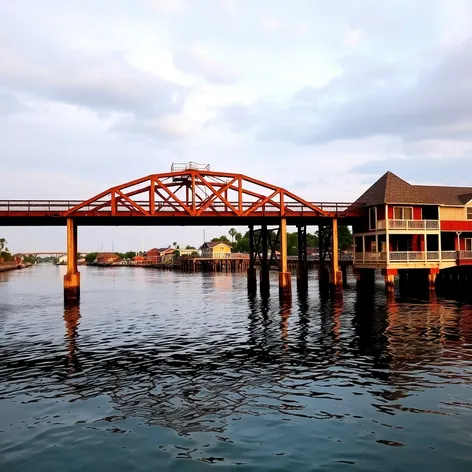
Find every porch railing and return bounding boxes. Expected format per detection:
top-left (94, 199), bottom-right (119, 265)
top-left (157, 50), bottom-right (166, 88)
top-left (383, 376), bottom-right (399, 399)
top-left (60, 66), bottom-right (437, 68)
top-left (354, 250), bottom-right (472, 264)
top-left (383, 220), bottom-right (440, 230)
top-left (459, 250), bottom-right (472, 260)
top-left (354, 252), bottom-right (387, 262)
top-left (356, 251), bottom-right (442, 263)
top-left (441, 251), bottom-right (457, 260)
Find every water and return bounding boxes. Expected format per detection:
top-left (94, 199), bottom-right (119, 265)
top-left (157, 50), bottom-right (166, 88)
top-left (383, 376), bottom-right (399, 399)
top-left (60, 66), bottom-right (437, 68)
top-left (1, 265), bottom-right (472, 471)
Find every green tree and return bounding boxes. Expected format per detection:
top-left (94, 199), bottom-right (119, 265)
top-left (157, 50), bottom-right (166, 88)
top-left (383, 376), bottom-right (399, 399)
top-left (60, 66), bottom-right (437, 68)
top-left (234, 237), bottom-right (249, 253)
top-left (0, 238), bottom-right (6, 252)
top-left (85, 252), bottom-right (98, 264)
top-left (212, 235), bottom-right (231, 244)
top-left (338, 226), bottom-right (353, 251)
top-left (22, 254), bottom-right (39, 264)
top-left (228, 228), bottom-right (237, 243)
top-left (185, 245), bottom-right (196, 250)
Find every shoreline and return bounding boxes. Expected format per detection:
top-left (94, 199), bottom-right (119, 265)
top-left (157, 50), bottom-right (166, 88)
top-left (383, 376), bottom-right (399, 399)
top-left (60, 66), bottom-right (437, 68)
top-left (0, 263), bottom-right (33, 273)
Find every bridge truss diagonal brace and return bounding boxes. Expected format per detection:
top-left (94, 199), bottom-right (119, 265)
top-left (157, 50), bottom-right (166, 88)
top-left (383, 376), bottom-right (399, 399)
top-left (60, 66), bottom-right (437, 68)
top-left (115, 189), bottom-right (150, 216)
top-left (243, 189), bottom-right (280, 217)
top-left (195, 175), bottom-right (239, 216)
top-left (154, 177), bottom-right (193, 215)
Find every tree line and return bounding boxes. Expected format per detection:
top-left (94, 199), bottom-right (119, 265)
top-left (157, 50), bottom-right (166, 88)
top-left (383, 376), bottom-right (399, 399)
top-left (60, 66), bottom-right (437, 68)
top-left (211, 226), bottom-right (353, 255)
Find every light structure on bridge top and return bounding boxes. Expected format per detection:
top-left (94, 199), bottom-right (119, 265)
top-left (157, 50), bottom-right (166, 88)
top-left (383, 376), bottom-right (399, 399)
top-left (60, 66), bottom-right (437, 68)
top-left (62, 168), bottom-right (330, 218)
top-left (170, 161), bottom-right (210, 172)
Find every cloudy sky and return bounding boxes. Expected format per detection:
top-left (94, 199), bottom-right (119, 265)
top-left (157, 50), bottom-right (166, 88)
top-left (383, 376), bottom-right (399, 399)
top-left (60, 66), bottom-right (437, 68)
top-left (1, 0), bottom-right (472, 252)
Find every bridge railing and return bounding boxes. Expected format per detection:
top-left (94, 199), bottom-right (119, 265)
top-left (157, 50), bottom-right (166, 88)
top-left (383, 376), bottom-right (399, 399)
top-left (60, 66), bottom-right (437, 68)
top-left (0, 199), bottom-right (360, 216)
top-left (0, 200), bottom-right (83, 213)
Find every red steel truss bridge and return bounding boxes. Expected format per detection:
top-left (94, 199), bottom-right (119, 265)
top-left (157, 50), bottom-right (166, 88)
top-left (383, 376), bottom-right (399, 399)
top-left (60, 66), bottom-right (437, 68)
top-left (0, 167), bottom-right (361, 226)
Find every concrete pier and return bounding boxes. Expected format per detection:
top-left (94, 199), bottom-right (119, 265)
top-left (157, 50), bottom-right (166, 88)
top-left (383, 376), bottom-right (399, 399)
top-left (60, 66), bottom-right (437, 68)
top-left (382, 268), bottom-right (398, 292)
top-left (330, 218), bottom-right (343, 292)
top-left (279, 217), bottom-right (292, 300)
top-left (64, 218), bottom-right (80, 301)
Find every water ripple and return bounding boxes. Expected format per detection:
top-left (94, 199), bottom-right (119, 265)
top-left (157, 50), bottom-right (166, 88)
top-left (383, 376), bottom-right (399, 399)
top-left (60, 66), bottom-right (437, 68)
top-left (1, 266), bottom-right (472, 471)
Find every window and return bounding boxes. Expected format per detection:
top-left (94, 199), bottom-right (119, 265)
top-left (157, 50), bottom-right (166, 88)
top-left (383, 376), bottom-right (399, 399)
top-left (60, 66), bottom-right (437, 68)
top-left (369, 207), bottom-right (376, 230)
top-left (394, 206), bottom-right (413, 220)
top-left (466, 238), bottom-right (472, 251)
top-left (467, 208), bottom-right (472, 220)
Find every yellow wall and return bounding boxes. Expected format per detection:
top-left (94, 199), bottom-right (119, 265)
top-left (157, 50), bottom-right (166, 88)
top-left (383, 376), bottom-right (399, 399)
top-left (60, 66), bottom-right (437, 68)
top-left (211, 244), bottom-right (231, 254)
top-left (440, 207), bottom-right (466, 221)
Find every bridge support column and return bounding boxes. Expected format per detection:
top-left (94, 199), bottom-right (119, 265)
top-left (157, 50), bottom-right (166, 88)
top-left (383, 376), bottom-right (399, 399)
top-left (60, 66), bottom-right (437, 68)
top-left (64, 218), bottom-right (80, 301)
top-left (279, 217), bottom-right (292, 300)
top-left (247, 225), bottom-right (257, 293)
top-left (260, 225), bottom-right (270, 294)
top-left (381, 268), bottom-right (397, 292)
top-left (330, 218), bottom-right (343, 292)
top-left (297, 225), bottom-right (308, 291)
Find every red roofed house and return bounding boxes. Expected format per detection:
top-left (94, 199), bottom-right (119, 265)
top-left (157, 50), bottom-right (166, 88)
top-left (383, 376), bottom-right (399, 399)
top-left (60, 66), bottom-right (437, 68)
top-left (145, 248), bottom-right (161, 264)
top-left (142, 247), bottom-right (176, 264)
top-left (352, 171), bottom-right (472, 288)
top-left (95, 253), bottom-right (121, 265)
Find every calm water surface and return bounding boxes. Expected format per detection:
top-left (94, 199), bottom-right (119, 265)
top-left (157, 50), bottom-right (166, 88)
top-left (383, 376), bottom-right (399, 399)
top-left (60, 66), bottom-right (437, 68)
top-left (1, 265), bottom-right (472, 471)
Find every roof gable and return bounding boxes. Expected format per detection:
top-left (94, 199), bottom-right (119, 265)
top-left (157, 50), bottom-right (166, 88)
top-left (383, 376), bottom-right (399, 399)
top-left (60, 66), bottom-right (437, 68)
top-left (354, 171), bottom-right (438, 206)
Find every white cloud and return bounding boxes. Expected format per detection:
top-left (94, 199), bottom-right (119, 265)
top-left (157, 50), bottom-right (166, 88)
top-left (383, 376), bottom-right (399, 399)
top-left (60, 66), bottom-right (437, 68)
top-left (260, 16), bottom-right (281, 32)
top-left (344, 28), bottom-right (363, 47)
top-left (1, 0), bottom-right (471, 249)
top-left (172, 46), bottom-right (240, 84)
top-left (146, 0), bottom-right (188, 15)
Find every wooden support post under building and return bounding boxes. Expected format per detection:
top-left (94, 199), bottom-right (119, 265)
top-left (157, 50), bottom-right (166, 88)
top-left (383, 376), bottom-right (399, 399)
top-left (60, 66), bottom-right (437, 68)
top-left (64, 218), bottom-right (80, 301)
top-left (297, 225), bottom-right (308, 289)
top-left (260, 224), bottom-right (270, 293)
top-left (330, 218), bottom-right (343, 292)
top-left (247, 225), bottom-right (257, 292)
top-left (318, 224), bottom-right (330, 291)
top-left (279, 217), bottom-right (292, 299)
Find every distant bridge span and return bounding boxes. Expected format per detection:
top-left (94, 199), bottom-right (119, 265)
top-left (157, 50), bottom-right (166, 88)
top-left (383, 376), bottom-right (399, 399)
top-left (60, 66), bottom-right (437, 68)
top-left (0, 167), bottom-right (363, 300)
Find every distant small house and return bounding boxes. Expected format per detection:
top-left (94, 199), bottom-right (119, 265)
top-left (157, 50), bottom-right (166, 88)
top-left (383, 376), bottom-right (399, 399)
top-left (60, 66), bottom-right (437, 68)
top-left (95, 252), bottom-right (121, 265)
top-left (158, 247), bottom-right (175, 264)
top-left (307, 247), bottom-right (318, 256)
top-left (133, 255), bottom-right (145, 264)
top-left (13, 255), bottom-right (23, 266)
top-left (145, 248), bottom-right (161, 264)
top-left (179, 248), bottom-right (199, 257)
top-left (200, 241), bottom-right (232, 259)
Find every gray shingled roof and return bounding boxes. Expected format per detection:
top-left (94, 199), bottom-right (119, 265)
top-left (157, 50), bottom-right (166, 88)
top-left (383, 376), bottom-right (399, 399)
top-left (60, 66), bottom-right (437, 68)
top-left (414, 185), bottom-right (472, 205)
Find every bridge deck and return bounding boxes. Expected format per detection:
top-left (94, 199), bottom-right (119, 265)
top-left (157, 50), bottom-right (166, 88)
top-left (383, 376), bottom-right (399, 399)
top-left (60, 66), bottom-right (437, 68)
top-left (0, 200), bottom-right (362, 226)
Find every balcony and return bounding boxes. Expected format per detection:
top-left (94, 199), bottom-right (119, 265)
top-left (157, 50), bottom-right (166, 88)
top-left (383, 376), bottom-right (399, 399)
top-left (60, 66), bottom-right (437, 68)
top-left (376, 219), bottom-right (439, 231)
top-left (354, 251), bottom-right (462, 264)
